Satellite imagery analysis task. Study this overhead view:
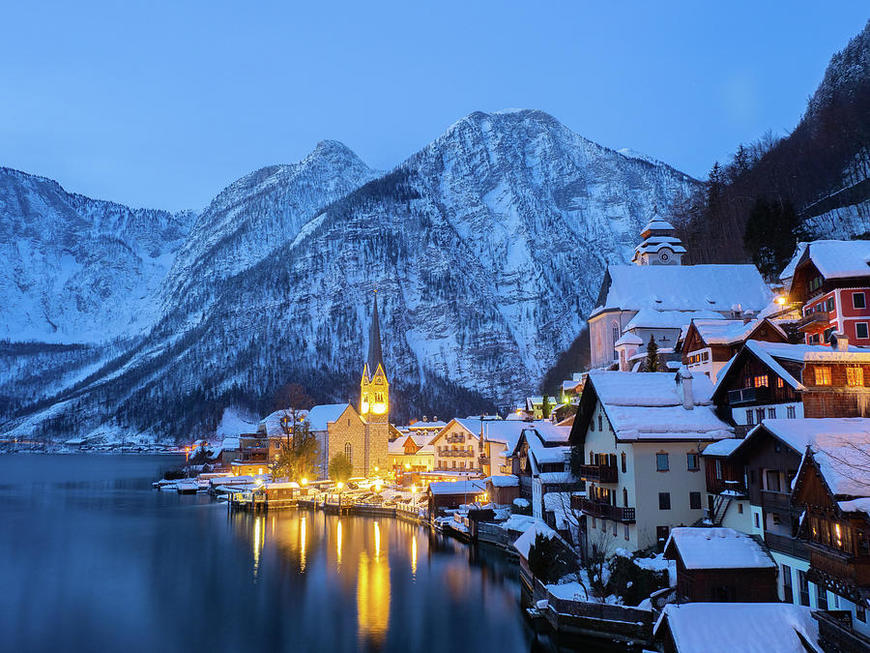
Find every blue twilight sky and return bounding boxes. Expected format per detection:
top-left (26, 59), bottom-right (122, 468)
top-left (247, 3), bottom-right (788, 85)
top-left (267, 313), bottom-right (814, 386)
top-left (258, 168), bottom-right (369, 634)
top-left (1, 2), bottom-right (868, 211)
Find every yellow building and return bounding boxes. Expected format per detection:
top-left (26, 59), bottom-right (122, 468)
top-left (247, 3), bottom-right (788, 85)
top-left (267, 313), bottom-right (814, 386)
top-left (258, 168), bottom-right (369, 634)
top-left (358, 292), bottom-right (390, 476)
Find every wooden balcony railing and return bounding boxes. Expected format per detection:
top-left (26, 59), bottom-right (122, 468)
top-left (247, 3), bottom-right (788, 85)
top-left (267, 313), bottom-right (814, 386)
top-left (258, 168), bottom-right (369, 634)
top-left (578, 463), bottom-right (618, 483)
top-left (727, 386), bottom-right (771, 406)
top-left (764, 531), bottom-right (810, 560)
top-left (572, 496), bottom-right (635, 523)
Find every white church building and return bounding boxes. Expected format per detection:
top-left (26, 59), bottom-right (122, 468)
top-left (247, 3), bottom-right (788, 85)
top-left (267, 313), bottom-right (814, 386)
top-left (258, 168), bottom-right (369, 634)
top-left (588, 217), bottom-right (772, 370)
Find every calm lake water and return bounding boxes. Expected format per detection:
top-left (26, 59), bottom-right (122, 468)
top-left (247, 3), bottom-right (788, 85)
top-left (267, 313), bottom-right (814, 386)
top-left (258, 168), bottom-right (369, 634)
top-left (0, 455), bottom-right (540, 653)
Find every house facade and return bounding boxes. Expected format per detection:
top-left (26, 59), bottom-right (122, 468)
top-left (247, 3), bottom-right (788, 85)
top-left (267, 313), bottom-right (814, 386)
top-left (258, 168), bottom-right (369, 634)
top-left (569, 370), bottom-right (733, 554)
top-left (786, 240), bottom-right (870, 346)
top-left (682, 317), bottom-right (788, 382)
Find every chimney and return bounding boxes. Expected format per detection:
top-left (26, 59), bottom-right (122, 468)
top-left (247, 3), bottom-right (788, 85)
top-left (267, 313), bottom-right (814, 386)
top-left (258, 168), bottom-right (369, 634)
top-left (832, 332), bottom-right (849, 352)
top-left (677, 366), bottom-right (694, 410)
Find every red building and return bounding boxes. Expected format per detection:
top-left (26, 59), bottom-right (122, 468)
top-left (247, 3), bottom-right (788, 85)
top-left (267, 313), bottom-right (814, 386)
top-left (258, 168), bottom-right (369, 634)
top-left (787, 241), bottom-right (870, 345)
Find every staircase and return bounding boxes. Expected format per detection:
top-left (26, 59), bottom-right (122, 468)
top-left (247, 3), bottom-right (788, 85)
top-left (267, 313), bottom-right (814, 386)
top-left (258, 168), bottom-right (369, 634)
top-left (710, 495), bottom-right (732, 526)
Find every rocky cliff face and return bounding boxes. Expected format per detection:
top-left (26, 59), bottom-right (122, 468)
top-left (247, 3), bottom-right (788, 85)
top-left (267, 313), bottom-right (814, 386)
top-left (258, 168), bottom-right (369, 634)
top-left (0, 167), bottom-right (194, 343)
top-left (2, 110), bottom-right (700, 441)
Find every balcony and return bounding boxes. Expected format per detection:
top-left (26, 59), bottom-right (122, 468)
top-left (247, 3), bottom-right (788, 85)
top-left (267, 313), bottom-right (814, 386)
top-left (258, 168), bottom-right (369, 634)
top-left (763, 531), bottom-right (810, 560)
top-left (708, 478), bottom-right (747, 496)
top-left (439, 449), bottom-right (473, 458)
top-left (797, 311), bottom-right (832, 332)
top-left (809, 545), bottom-right (870, 588)
top-left (446, 434), bottom-right (466, 444)
top-left (727, 386), bottom-right (771, 406)
top-left (760, 490), bottom-right (793, 510)
top-left (572, 496), bottom-right (636, 523)
top-left (578, 463), bottom-right (618, 483)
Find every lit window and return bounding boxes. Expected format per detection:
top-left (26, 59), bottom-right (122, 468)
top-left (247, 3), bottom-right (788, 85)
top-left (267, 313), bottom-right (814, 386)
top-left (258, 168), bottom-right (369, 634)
top-left (776, 377), bottom-right (784, 388)
top-left (847, 367), bottom-right (864, 387)
top-left (815, 367), bottom-right (832, 386)
top-left (753, 375), bottom-right (768, 388)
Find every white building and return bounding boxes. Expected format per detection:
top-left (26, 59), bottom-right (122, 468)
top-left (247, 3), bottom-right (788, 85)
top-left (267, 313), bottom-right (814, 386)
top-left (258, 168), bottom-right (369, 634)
top-left (569, 369), bottom-right (733, 554)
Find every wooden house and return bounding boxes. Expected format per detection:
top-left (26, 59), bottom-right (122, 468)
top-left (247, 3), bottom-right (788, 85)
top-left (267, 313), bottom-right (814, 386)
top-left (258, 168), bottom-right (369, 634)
top-left (682, 317), bottom-right (788, 382)
top-left (664, 527), bottom-right (778, 603)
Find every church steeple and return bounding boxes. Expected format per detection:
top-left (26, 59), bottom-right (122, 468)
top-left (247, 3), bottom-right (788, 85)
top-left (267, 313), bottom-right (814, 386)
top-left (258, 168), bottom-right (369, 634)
top-left (360, 292), bottom-right (389, 418)
top-left (365, 291), bottom-right (385, 382)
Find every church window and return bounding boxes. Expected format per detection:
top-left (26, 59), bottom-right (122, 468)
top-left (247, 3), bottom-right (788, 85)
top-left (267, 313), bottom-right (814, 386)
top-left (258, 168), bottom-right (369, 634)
top-left (345, 443), bottom-right (353, 465)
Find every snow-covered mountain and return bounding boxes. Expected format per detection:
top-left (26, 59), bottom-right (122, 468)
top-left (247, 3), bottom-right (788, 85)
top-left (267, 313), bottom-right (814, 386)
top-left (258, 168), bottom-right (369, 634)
top-left (0, 167), bottom-right (195, 343)
top-left (2, 110), bottom-right (701, 441)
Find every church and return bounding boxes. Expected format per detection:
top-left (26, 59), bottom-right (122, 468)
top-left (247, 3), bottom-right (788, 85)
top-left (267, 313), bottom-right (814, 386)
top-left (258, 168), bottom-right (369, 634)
top-left (309, 293), bottom-right (392, 478)
top-left (588, 215), bottom-right (772, 370)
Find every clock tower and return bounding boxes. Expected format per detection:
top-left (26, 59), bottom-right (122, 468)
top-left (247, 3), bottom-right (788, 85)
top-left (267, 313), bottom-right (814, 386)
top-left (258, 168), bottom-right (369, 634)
top-left (631, 213), bottom-right (687, 266)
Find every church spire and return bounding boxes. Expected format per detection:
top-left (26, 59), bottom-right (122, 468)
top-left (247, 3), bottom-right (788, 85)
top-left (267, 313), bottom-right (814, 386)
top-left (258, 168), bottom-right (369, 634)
top-left (366, 291), bottom-right (385, 380)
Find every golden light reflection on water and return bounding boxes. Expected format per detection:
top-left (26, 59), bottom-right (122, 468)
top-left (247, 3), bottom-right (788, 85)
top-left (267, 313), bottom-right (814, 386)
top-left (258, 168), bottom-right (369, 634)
top-left (299, 515), bottom-right (307, 573)
top-left (411, 534), bottom-right (417, 577)
top-left (356, 519), bottom-right (390, 645)
top-left (252, 515), bottom-right (265, 579)
top-left (336, 520), bottom-right (342, 568)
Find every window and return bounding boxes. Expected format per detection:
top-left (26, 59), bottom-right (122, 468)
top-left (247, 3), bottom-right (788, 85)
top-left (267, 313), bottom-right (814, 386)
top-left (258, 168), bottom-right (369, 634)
top-left (782, 565), bottom-right (793, 603)
top-left (765, 469), bottom-right (781, 492)
top-left (738, 503), bottom-right (744, 514)
top-left (808, 276), bottom-right (823, 293)
top-left (776, 377), bottom-right (784, 388)
top-left (715, 459), bottom-right (723, 480)
top-left (854, 292), bottom-right (866, 309)
top-left (656, 526), bottom-right (670, 547)
top-left (689, 492), bottom-right (702, 510)
top-left (612, 325), bottom-right (620, 359)
top-left (815, 367), bottom-right (832, 386)
top-left (824, 327), bottom-right (834, 343)
top-left (816, 583), bottom-right (828, 610)
top-left (686, 453), bottom-right (699, 471)
top-left (622, 488), bottom-right (628, 507)
top-left (656, 453), bottom-right (669, 471)
top-left (746, 410), bottom-right (754, 426)
top-left (753, 375), bottom-right (768, 388)
top-left (767, 408), bottom-right (776, 419)
top-left (612, 522), bottom-right (617, 536)
top-left (787, 406), bottom-right (796, 419)
top-left (624, 524), bottom-right (629, 540)
top-left (754, 513), bottom-right (760, 528)
top-left (798, 571), bottom-right (810, 606)
top-left (826, 297), bottom-right (836, 313)
top-left (658, 492), bottom-right (671, 510)
top-left (621, 451), bottom-right (627, 473)
top-left (858, 323), bottom-right (869, 339)
top-left (756, 408), bottom-right (765, 425)
top-left (598, 415), bottom-right (603, 431)
top-left (847, 367), bottom-right (864, 387)
top-left (344, 442), bottom-right (353, 465)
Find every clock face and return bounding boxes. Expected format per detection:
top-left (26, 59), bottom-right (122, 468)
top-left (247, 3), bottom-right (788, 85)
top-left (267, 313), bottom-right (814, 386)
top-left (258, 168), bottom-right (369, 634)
top-left (659, 250), bottom-right (670, 262)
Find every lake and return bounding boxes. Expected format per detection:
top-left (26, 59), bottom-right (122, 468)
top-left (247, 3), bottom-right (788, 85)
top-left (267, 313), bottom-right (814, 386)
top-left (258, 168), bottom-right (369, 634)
top-left (0, 455), bottom-right (539, 653)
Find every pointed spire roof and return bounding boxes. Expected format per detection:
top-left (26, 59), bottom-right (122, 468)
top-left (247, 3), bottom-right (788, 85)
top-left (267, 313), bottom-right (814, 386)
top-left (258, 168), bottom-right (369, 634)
top-left (366, 291), bottom-right (385, 379)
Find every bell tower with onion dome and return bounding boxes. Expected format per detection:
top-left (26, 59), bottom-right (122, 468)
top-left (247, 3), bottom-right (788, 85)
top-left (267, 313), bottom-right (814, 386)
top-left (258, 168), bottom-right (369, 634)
top-left (360, 291), bottom-right (389, 475)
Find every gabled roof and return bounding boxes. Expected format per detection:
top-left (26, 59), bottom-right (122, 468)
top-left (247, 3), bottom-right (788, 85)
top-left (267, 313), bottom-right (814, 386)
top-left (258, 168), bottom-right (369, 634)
top-left (792, 239), bottom-right (870, 281)
top-left (306, 403), bottom-right (354, 431)
top-left (700, 438), bottom-right (743, 457)
top-left (571, 371), bottom-right (733, 444)
top-left (592, 264), bottom-right (771, 317)
top-left (653, 603), bottom-right (820, 653)
top-left (687, 318), bottom-right (787, 348)
top-left (790, 419), bottom-right (870, 498)
top-left (664, 527), bottom-right (775, 570)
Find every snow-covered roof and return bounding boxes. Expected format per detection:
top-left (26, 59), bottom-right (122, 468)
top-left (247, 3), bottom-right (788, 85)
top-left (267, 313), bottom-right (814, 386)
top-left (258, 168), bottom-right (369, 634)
top-left (838, 497), bottom-right (870, 516)
top-left (428, 480), bottom-right (486, 496)
top-left (665, 527), bottom-right (775, 570)
top-left (487, 475), bottom-right (519, 488)
top-left (305, 403), bottom-right (352, 431)
top-left (791, 419), bottom-right (870, 497)
top-left (590, 370), bottom-right (714, 407)
top-left (794, 239), bottom-right (870, 281)
top-left (588, 371), bottom-right (732, 442)
top-left (643, 217), bottom-right (677, 232)
top-left (408, 420), bottom-right (447, 430)
top-left (592, 264), bottom-right (772, 316)
top-left (220, 436), bottom-right (241, 451)
top-left (779, 242), bottom-right (808, 283)
top-left (654, 603), bottom-right (820, 653)
top-left (615, 331), bottom-right (644, 347)
top-left (700, 438), bottom-right (743, 457)
top-left (513, 520), bottom-right (557, 558)
top-left (688, 318), bottom-right (787, 347)
top-left (388, 438), bottom-right (407, 454)
top-left (625, 308), bottom-right (723, 332)
top-left (258, 408), bottom-right (304, 437)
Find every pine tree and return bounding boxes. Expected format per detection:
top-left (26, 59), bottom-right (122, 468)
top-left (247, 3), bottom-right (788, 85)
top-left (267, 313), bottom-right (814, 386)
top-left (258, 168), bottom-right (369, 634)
top-left (541, 394), bottom-right (551, 419)
top-left (645, 335), bottom-right (660, 372)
